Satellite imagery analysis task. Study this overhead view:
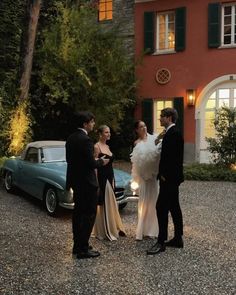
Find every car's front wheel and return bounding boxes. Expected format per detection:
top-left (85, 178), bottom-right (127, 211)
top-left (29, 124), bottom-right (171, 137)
top-left (44, 187), bottom-right (59, 216)
top-left (4, 171), bottom-right (14, 193)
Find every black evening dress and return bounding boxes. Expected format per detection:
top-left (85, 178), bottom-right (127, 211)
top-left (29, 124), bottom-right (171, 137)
top-left (97, 153), bottom-right (114, 205)
top-left (92, 153), bottom-right (126, 241)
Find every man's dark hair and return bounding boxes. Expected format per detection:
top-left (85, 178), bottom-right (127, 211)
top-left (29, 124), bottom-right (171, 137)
top-left (161, 108), bottom-right (178, 123)
top-left (73, 111), bottom-right (95, 128)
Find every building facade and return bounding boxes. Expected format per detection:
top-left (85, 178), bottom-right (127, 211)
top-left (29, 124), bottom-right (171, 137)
top-left (98, 0), bottom-right (135, 54)
top-left (135, 0), bottom-right (236, 162)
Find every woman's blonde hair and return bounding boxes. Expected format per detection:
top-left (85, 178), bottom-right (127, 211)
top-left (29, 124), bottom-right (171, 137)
top-left (97, 125), bottom-right (109, 135)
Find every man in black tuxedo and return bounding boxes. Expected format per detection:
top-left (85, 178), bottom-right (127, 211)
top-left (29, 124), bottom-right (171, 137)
top-left (147, 108), bottom-right (184, 255)
top-left (66, 111), bottom-right (109, 259)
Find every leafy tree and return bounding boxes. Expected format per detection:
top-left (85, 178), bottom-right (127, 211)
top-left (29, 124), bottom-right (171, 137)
top-left (7, 0), bottom-right (42, 155)
top-left (0, 0), bottom-right (25, 155)
top-left (206, 107), bottom-right (236, 166)
top-left (33, 3), bottom-right (136, 139)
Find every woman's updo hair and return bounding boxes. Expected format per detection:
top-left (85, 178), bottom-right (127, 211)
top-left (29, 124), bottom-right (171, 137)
top-left (133, 120), bottom-right (145, 141)
top-left (97, 125), bottom-right (109, 135)
top-left (134, 120), bottom-right (143, 131)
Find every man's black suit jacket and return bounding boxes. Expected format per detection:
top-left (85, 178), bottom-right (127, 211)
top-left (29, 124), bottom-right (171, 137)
top-left (66, 129), bottom-right (103, 190)
top-left (158, 126), bottom-right (184, 185)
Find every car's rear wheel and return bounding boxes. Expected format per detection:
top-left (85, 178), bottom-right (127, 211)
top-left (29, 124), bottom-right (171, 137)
top-left (4, 171), bottom-right (14, 193)
top-left (44, 187), bottom-right (59, 216)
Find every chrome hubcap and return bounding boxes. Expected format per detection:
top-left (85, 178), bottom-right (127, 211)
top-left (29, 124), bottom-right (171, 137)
top-left (5, 172), bottom-right (12, 190)
top-left (45, 188), bottom-right (57, 213)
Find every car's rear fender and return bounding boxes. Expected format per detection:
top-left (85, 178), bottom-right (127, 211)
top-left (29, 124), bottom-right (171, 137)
top-left (37, 176), bottom-right (64, 192)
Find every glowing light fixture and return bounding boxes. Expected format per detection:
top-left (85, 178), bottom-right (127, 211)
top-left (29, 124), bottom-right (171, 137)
top-left (186, 89), bottom-right (196, 106)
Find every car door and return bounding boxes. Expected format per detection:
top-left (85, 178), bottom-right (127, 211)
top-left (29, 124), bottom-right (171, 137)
top-left (18, 147), bottom-right (42, 198)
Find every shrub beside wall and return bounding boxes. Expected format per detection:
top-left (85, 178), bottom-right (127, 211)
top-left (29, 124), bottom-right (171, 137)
top-left (184, 163), bottom-right (236, 182)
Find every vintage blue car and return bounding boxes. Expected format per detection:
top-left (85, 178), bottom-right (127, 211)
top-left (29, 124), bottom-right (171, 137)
top-left (1, 141), bottom-right (138, 216)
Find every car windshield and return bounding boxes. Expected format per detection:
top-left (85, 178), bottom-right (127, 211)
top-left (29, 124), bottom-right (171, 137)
top-left (42, 146), bottom-right (66, 162)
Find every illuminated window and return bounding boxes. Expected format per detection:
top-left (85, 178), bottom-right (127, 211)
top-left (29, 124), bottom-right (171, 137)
top-left (98, 0), bottom-right (112, 21)
top-left (153, 100), bottom-right (173, 134)
top-left (156, 12), bottom-right (175, 52)
top-left (204, 87), bottom-right (236, 139)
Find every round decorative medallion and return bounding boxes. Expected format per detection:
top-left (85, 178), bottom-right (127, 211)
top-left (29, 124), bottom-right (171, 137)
top-left (156, 68), bottom-right (171, 84)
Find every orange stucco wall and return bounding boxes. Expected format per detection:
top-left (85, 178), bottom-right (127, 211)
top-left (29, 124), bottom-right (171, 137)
top-left (135, 0), bottom-right (236, 144)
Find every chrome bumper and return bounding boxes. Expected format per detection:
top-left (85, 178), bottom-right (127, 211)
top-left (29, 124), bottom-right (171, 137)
top-left (59, 187), bottom-right (139, 209)
top-left (116, 194), bottom-right (139, 205)
top-left (59, 195), bottom-right (139, 209)
top-left (59, 202), bottom-right (74, 210)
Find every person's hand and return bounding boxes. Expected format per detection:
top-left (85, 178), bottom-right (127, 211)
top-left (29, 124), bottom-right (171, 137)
top-left (160, 175), bottom-right (166, 182)
top-left (101, 155), bottom-right (110, 166)
top-left (155, 130), bottom-right (166, 145)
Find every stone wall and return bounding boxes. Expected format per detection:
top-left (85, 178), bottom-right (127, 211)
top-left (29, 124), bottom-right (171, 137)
top-left (100, 0), bottom-right (135, 56)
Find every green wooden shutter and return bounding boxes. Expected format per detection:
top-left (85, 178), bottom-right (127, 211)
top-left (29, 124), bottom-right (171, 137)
top-left (142, 99), bottom-right (153, 134)
top-left (144, 12), bottom-right (155, 54)
top-left (208, 3), bottom-right (221, 48)
top-left (173, 97), bottom-right (184, 137)
top-left (175, 7), bottom-right (186, 52)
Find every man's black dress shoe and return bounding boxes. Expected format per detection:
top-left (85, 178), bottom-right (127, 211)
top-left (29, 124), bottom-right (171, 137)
top-left (147, 242), bottom-right (166, 255)
top-left (72, 245), bottom-right (93, 254)
top-left (77, 249), bottom-right (100, 259)
top-left (165, 237), bottom-right (184, 248)
top-left (119, 230), bottom-right (126, 237)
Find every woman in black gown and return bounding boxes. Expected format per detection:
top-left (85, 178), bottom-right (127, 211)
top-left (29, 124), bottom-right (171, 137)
top-left (92, 125), bottom-right (126, 240)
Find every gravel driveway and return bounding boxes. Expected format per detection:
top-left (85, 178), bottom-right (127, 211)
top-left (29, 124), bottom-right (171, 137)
top-left (0, 181), bottom-right (235, 295)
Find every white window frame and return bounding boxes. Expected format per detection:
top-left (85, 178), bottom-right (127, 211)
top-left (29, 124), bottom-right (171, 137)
top-left (199, 83), bottom-right (236, 162)
top-left (221, 3), bottom-right (236, 47)
top-left (155, 11), bottom-right (175, 54)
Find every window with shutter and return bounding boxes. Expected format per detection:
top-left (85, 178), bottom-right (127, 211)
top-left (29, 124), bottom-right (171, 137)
top-left (144, 7), bottom-right (186, 55)
top-left (156, 11), bottom-right (175, 52)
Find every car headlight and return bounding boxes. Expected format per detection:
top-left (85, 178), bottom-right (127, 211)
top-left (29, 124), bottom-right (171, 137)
top-left (131, 180), bottom-right (139, 191)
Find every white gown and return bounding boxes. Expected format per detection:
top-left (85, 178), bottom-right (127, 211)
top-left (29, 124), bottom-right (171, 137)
top-left (130, 134), bottom-right (162, 240)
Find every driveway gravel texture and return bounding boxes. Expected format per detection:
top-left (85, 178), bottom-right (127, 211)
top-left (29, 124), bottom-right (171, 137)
top-left (0, 180), bottom-right (235, 295)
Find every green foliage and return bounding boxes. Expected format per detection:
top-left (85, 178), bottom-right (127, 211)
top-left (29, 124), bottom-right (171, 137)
top-left (36, 3), bottom-right (136, 133)
top-left (8, 102), bottom-right (32, 155)
top-left (0, 1), bottom-right (136, 156)
top-left (206, 107), bottom-right (236, 166)
top-left (184, 163), bottom-right (236, 182)
top-left (0, 0), bottom-right (26, 156)
top-left (0, 157), bottom-right (7, 169)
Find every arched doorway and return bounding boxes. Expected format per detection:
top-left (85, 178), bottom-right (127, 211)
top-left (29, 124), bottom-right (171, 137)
top-left (195, 75), bottom-right (236, 163)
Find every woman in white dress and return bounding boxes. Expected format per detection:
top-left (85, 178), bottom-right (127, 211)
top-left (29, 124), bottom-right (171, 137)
top-left (92, 125), bottom-right (126, 241)
top-left (130, 120), bottom-right (163, 240)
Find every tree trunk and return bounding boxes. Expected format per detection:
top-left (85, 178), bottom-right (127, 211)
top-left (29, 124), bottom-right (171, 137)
top-left (19, 0), bottom-right (42, 102)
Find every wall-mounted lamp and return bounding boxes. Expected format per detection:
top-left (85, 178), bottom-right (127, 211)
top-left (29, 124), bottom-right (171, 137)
top-left (186, 89), bottom-right (196, 106)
